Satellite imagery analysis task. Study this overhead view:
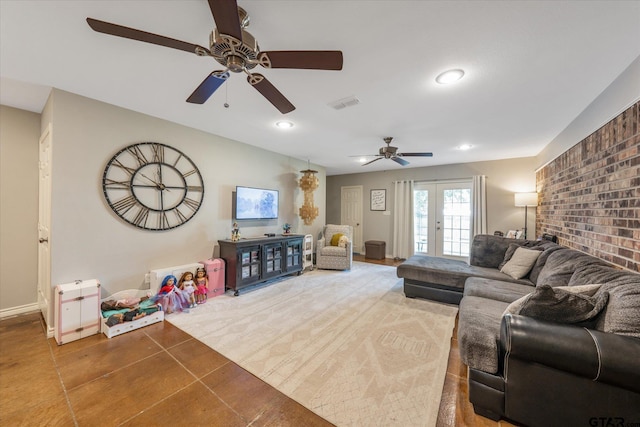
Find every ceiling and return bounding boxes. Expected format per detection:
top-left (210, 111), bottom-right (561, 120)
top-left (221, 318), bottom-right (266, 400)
top-left (2, 1), bottom-right (639, 176)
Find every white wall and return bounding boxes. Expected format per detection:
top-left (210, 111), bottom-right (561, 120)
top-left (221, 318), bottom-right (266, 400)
top-left (537, 55), bottom-right (640, 169)
top-left (1, 90), bottom-right (325, 319)
top-left (327, 157), bottom-right (537, 255)
top-left (0, 106), bottom-right (40, 311)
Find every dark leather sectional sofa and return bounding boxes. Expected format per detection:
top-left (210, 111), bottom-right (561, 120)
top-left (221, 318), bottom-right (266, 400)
top-left (397, 234), bottom-right (640, 426)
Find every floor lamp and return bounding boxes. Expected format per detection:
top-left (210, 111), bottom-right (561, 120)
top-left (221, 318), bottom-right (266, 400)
top-left (514, 192), bottom-right (538, 239)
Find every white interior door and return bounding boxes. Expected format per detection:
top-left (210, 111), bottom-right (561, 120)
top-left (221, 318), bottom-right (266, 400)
top-left (38, 124), bottom-right (53, 335)
top-left (414, 181), bottom-right (472, 259)
top-left (340, 185), bottom-right (363, 253)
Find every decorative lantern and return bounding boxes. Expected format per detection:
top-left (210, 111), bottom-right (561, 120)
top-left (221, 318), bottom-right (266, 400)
top-left (299, 166), bottom-right (319, 225)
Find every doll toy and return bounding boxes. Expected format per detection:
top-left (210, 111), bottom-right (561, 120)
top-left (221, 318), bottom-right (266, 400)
top-left (195, 267), bottom-right (209, 304)
top-left (179, 271), bottom-right (197, 308)
top-left (153, 275), bottom-right (189, 314)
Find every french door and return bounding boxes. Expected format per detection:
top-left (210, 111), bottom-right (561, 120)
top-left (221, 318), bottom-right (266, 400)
top-left (413, 181), bottom-right (472, 258)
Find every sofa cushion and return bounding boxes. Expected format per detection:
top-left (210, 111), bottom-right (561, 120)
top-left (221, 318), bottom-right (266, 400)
top-left (464, 277), bottom-right (534, 303)
top-left (568, 264), bottom-right (626, 287)
top-left (500, 247), bottom-right (542, 280)
top-left (470, 235), bottom-right (537, 269)
top-left (504, 284), bottom-right (609, 324)
top-left (568, 264), bottom-right (640, 338)
top-left (320, 245), bottom-right (347, 257)
top-left (458, 295), bottom-right (509, 374)
top-left (528, 243), bottom-right (564, 284)
top-left (536, 249), bottom-right (609, 288)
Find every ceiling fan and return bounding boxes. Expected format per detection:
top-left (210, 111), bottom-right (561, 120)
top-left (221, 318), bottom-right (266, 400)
top-left (86, 0), bottom-right (343, 114)
top-left (357, 137), bottom-right (433, 166)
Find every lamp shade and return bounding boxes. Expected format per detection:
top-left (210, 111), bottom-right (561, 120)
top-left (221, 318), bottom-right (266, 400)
top-left (514, 192), bottom-right (538, 207)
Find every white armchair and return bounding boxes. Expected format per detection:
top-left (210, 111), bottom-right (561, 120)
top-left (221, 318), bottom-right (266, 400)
top-left (316, 224), bottom-right (353, 270)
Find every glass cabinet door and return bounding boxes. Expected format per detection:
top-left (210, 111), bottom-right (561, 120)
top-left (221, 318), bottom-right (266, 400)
top-left (239, 246), bottom-right (261, 280)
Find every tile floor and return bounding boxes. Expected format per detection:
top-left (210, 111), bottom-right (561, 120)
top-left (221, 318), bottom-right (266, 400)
top-left (0, 256), bottom-right (516, 426)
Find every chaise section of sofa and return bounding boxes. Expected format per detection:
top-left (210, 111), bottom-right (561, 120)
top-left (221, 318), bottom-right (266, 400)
top-left (397, 234), bottom-right (548, 304)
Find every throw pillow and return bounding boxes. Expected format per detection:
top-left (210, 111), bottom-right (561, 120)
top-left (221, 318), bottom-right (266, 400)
top-left (338, 235), bottom-right (349, 248)
top-left (330, 233), bottom-right (344, 246)
top-left (500, 247), bottom-right (542, 279)
top-left (499, 243), bottom-right (544, 270)
top-left (504, 284), bottom-right (603, 316)
top-left (503, 284), bottom-right (609, 323)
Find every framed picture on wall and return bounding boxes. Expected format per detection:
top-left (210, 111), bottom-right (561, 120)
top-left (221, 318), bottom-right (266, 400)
top-left (370, 189), bottom-right (386, 211)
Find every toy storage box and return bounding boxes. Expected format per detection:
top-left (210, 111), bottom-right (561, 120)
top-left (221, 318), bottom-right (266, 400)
top-left (55, 279), bottom-right (101, 345)
top-left (202, 258), bottom-right (225, 297)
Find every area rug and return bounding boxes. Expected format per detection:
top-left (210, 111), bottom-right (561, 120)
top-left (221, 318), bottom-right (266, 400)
top-left (167, 262), bottom-right (458, 426)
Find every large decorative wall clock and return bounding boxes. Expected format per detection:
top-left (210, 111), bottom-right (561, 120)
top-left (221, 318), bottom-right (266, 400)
top-left (102, 142), bottom-right (204, 231)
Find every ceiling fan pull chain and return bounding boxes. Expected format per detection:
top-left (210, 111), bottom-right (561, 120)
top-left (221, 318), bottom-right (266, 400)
top-left (224, 77), bottom-right (229, 108)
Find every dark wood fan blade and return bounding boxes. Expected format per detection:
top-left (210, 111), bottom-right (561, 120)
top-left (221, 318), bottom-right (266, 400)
top-left (186, 72), bottom-right (229, 104)
top-left (86, 18), bottom-right (210, 56)
top-left (247, 73), bottom-right (295, 114)
top-left (392, 157), bottom-right (410, 166)
top-left (362, 157), bottom-right (382, 166)
top-left (398, 152), bottom-right (433, 157)
top-left (207, 0), bottom-right (242, 41)
top-left (259, 51), bottom-right (343, 70)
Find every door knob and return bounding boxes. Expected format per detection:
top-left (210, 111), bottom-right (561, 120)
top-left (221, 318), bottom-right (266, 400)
top-left (39, 238), bottom-right (48, 243)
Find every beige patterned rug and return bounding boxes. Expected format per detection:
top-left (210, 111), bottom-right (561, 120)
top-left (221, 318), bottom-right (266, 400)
top-left (167, 262), bottom-right (458, 426)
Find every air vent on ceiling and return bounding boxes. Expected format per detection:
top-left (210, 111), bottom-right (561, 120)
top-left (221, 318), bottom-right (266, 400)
top-left (329, 95), bottom-right (360, 110)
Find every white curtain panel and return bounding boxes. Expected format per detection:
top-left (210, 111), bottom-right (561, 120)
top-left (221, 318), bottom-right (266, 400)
top-left (393, 180), bottom-right (415, 259)
top-left (472, 175), bottom-right (488, 236)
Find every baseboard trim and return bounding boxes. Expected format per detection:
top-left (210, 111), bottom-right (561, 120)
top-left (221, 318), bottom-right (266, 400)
top-left (0, 303), bottom-right (40, 319)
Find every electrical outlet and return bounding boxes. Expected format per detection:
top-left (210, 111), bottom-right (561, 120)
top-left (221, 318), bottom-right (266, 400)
top-left (144, 273), bottom-right (150, 283)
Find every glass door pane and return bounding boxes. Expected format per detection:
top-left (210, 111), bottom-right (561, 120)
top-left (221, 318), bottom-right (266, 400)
top-left (437, 184), bottom-right (471, 258)
top-left (413, 181), bottom-right (471, 258)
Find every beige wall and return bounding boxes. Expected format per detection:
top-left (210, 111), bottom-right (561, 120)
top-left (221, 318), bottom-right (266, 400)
top-left (0, 90), bottom-right (325, 317)
top-left (327, 157), bottom-right (537, 255)
top-left (0, 106), bottom-right (40, 311)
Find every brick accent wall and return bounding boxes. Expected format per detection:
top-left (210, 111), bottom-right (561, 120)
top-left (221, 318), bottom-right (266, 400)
top-left (536, 101), bottom-right (639, 272)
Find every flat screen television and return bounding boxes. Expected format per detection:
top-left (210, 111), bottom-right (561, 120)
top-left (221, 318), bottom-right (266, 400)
top-left (235, 186), bottom-right (279, 220)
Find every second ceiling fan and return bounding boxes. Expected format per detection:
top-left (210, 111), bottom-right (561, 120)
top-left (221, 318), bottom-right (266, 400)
top-left (359, 137), bottom-right (433, 166)
top-left (87, 0), bottom-right (343, 114)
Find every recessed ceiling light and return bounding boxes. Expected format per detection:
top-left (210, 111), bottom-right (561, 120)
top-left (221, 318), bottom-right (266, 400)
top-left (436, 69), bottom-right (465, 85)
top-left (359, 158), bottom-right (367, 163)
top-left (457, 144), bottom-right (473, 150)
top-left (275, 120), bottom-right (294, 129)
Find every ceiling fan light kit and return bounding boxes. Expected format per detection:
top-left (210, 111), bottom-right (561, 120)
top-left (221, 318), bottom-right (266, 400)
top-left (87, 1), bottom-right (343, 114)
top-left (356, 137), bottom-right (434, 167)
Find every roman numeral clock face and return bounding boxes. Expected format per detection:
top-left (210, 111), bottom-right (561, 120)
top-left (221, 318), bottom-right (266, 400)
top-left (102, 142), bottom-right (204, 230)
